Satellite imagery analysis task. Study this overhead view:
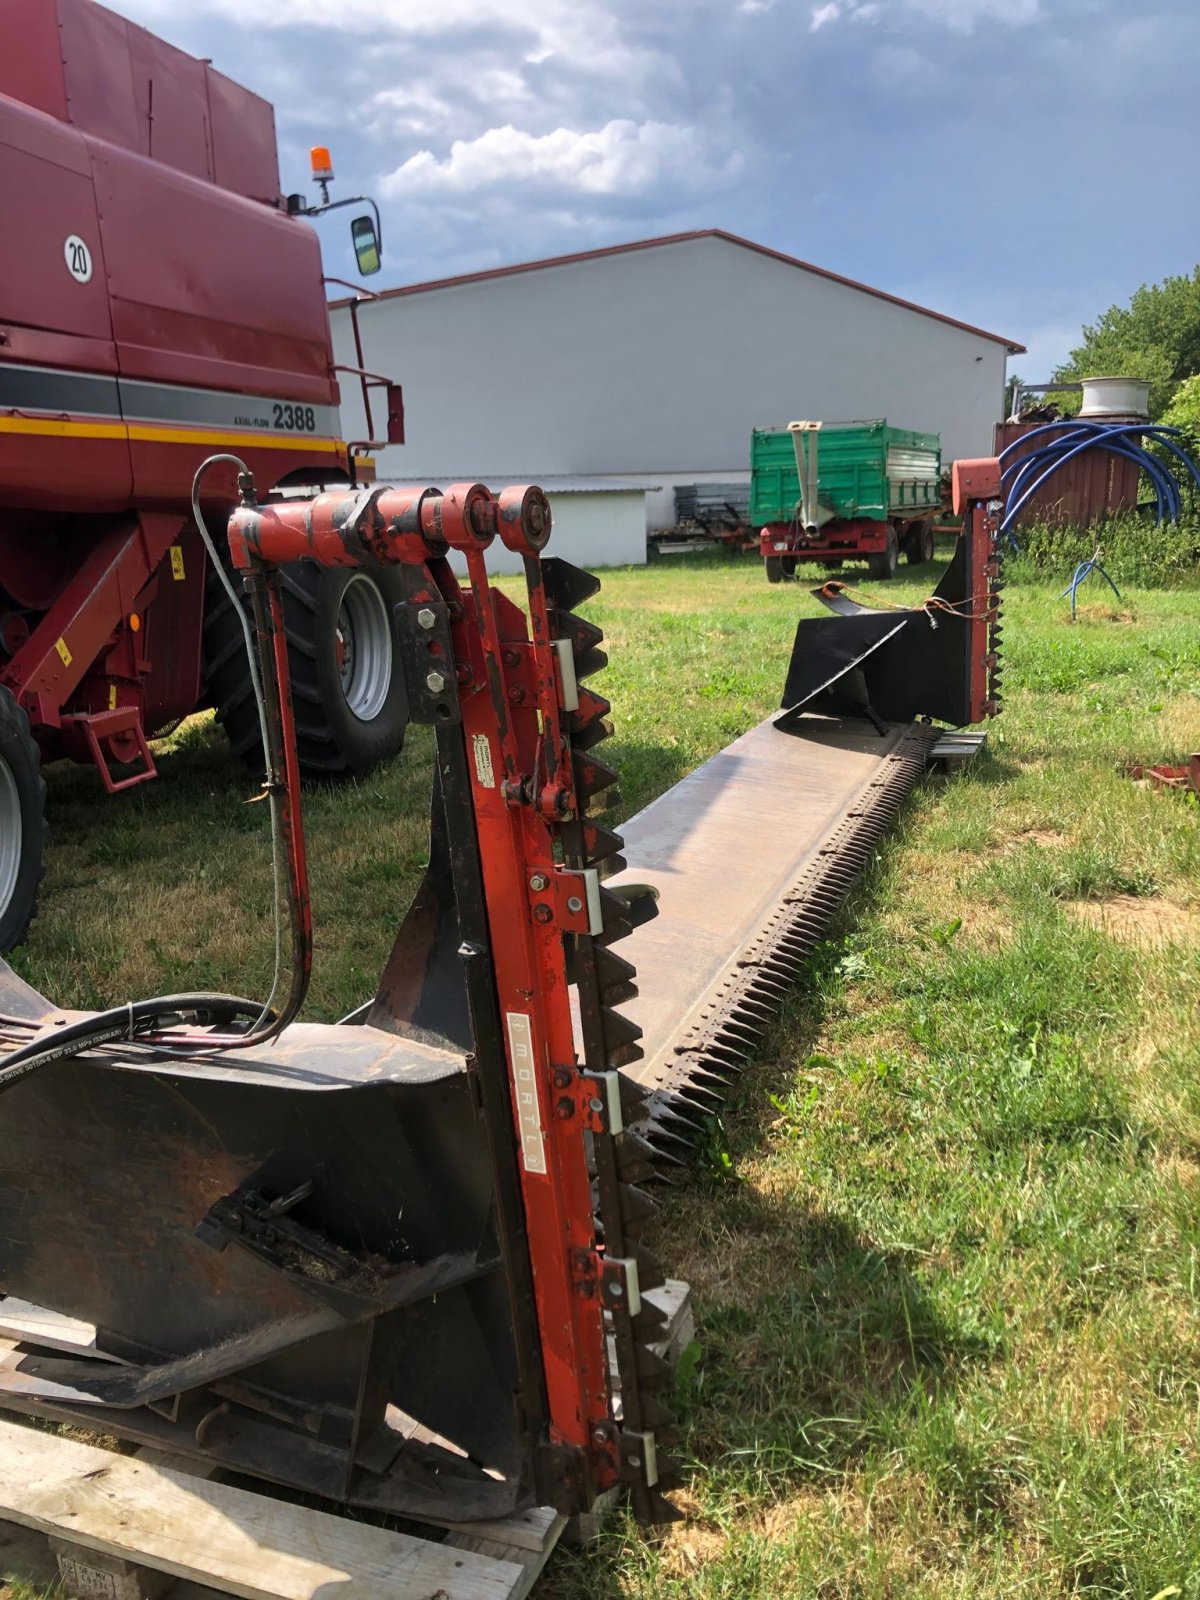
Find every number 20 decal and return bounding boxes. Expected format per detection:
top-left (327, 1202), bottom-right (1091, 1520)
top-left (64, 235), bottom-right (93, 284)
top-left (272, 402), bottom-right (318, 432)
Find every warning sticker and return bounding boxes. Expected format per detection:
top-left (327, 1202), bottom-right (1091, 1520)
top-left (505, 1012), bottom-right (546, 1175)
top-left (55, 637), bottom-right (72, 667)
top-left (472, 732), bottom-right (496, 789)
top-left (170, 545), bottom-right (186, 581)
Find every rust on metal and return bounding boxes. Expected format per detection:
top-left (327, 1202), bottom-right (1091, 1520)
top-left (1127, 755), bottom-right (1200, 796)
top-left (995, 420), bottom-right (1141, 527)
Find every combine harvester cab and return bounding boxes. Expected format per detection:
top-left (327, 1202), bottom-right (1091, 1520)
top-left (0, 458), bottom-right (1003, 1534)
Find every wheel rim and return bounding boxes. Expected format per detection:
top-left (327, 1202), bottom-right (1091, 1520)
top-left (336, 575), bottom-right (394, 722)
top-left (0, 753), bottom-right (21, 922)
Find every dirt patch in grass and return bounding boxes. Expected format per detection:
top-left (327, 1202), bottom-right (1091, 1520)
top-left (657, 1490), bottom-right (727, 1575)
top-left (1074, 603), bottom-right (1137, 625)
top-left (1010, 827), bottom-right (1068, 850)
top-left (955, 901), bottom-right (1013, 947)
top-left (1068, 894), bottom-right (1200, 948)
top-left (755, 1486), bottom-right (858, 1542)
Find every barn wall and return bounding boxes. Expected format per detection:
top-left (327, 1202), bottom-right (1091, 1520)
top-left (444, 488), bottom-right (648, 577)
top-left (332, 234), bottom-right (1010, 510)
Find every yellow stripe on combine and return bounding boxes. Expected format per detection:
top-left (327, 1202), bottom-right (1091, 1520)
top-left (0, 415), bottom-right (345, 454)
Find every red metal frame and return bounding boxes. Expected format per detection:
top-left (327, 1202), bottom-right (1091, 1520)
top-left (952, 457), bottom-right (1003, 724)
top-left (225, 480), bottom-right (621, 1487)
top-left (1, 1), bottom-right (392, 797)
top-left (324, 279), bottom-right (406, 456)
top-left (758, 514), bottom-right (927, 565)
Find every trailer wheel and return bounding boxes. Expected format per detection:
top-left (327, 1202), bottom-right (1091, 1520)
top-left (0, 686), bottom-right (47, 953)
top-left (204, 560), bottom-right (409, 781)
top-left (868, 527), bottom-right (899, 581)
top-left (765, 556), bottom-right (796, 584)
top-left (905, 521), bottom-right (935, 565)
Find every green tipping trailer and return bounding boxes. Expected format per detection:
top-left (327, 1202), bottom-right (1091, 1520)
top-left (750, 419), bottom-right (943, 583)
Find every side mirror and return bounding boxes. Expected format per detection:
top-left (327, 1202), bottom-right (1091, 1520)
top-left (351, 214), bottom-right (381, 277)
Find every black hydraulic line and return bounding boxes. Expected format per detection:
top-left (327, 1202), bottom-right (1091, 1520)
top-left (0, 993), bottom-right (268, 1093)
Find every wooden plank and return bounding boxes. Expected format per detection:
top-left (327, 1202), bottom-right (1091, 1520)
top-left (0, 1418), bottom-right (527, 1600)
top-left (443, 1514), bottom-right (565, 1600)
top-left (0, 1300), bottom-right (115, 1360)
top-left (436, 1504), bottom-right (560, 1556)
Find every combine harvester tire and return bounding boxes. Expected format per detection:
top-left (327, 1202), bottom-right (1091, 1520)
top-left (0, 687), bottom-right (47, 953)
top-left (204, 559), bottom-right (409, 780)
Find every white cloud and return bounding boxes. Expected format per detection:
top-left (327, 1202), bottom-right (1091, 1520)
top-left (114, 0), bottom-right (654, 80)
top-left (383, 120), bottom-right (740, 198)
top-left (907, 0), bottom-right (1039, 28)
top-left (809, 0), bottom-right (1040, 29)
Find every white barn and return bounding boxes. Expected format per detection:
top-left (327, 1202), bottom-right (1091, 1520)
top-left (330, 230), bottom-right (1023, 569)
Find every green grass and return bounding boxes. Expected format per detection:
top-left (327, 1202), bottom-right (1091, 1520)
top-left (6, 546), bottom-right (1200, 1598)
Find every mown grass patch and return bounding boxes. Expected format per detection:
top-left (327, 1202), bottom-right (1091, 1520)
top-left (5, 547), bottom-right (1200, 1597)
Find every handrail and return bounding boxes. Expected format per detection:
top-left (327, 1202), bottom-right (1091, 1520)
top-left (322, 279), bottom-right (397, 459)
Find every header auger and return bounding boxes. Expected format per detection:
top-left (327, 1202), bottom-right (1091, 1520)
top-left (0, 458), bottom-right (1003, 1535)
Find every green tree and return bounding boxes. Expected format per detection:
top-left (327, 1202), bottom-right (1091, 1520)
top-left (1055, 266), bottom-right (1200, 418)
top-left (1161, 372), bottom-right (1200, 457)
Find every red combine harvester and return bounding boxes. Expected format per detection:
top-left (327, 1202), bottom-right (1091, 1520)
top-left (0, 0), bottom-right (404, 949)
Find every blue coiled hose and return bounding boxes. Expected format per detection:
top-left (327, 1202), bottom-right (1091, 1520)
top-left (998, 419), bottom-right (1200, 548)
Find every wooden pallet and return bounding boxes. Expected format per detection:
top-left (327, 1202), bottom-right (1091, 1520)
top-left (0, 1281), bottom-right (693, 1600)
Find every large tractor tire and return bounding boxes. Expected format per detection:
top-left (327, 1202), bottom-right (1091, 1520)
top-left (867, 526), bottom-right (900, 581)
top-left (204, 559), bottom-right (410, 781)
top-left (0, 685), bottom-right (47, 953)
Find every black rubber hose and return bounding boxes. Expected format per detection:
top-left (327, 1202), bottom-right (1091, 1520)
top-left (0, 991), bottom-right (267, 1093)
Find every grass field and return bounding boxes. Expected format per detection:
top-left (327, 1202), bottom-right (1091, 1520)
top-left (6, 547), bottom-right (1200, 1597)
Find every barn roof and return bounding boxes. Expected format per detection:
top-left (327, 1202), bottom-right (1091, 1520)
top-left (331, 228), bottom-right (1025, 354)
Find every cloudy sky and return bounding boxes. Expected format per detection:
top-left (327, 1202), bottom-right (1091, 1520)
top-left (111, 0), bottom-right (1196, 377)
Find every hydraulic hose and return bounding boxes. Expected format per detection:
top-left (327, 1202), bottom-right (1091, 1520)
top-left (998, 419), bottom-right (1200, 543)
top-left (0, 993), bottom-right (269, 1091)
top-left (0, 456), bottom-right (314, 1089)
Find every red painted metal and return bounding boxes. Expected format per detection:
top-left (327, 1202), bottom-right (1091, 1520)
top-left (3, 0), bottom-right (281, 202)
top-left (952, 456), bottom-right (1001, 515)
top-left (966, 494), bottom-right (1002, 723)
top-left (227, 480), bottom-right (621, 1491)
top-left (1127, 755), bottom-right (1200, 796)
top-left (5, 512), bottom-right (180, 729)
top-left (62, 707), bottom-right (157, 793)
top-left (0, 0), bottom-right (379, 794)
top-left (758, 513), bottom-right (931, 566)
top-left (995, 421), bottom-right (1141, 527)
